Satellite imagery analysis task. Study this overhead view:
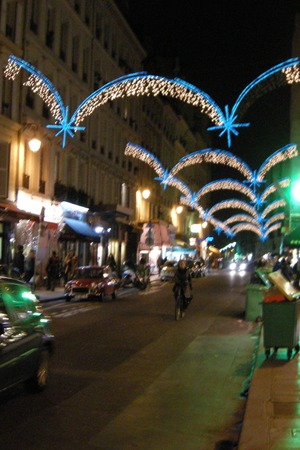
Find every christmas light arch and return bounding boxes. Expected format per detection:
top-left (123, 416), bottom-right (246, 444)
top-left (4, 55), bottom-right (300, 148)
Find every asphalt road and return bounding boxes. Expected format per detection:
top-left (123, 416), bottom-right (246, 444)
top-left (0, 270), bottom-right (259, 450)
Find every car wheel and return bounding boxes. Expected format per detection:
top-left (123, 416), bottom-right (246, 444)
top-left (25, 349), bottom-right (50, 392)
top-left (65, 295), bottom-right (71, 302)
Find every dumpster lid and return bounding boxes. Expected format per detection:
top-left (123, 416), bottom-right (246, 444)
top-left (255, 269), bottom-right (271, 287)
top-left (268, 271), bottom-right (300, 301)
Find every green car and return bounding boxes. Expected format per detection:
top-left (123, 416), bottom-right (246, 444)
top-left (0, 278), bottom-right (54, 393)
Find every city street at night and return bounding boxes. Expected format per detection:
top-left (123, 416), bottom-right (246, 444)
top-left (0, 269), bottom-right (259, 450)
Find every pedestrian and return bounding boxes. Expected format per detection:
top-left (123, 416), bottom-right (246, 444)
top-left (46, 250), bottom-right (59, 291)
top-left (64, 250), bottom-right (74, 282)
top-left (12, 244), bottom-right (25, 277)
top-left (107, 253), bottom-right (116, 271)
top-left (157, 255), bottom-right (163, 274)
top-left (24, 249), bottom-right (35, 284)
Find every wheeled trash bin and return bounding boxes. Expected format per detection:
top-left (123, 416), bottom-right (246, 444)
top-left (245, 284), bottom-right (268, 321)
top-left (245, 269), bottom-right (271, 321)
top-left (262, 300), bottom-right (300, 359)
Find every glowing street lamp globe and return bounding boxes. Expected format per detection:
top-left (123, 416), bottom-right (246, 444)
top-left (291, 179), bottom-right (300, 203)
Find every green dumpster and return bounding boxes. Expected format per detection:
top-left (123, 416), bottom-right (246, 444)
top-left (245, 284), bottom-right (268, 321)
top-left (262, 300), bottom-right (300, 359)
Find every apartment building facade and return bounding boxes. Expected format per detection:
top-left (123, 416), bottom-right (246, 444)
top-left (0, 0), bottom-right (210, 279)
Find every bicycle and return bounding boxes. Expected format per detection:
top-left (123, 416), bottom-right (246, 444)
top-left (174, 285), bottom-right (186, 320)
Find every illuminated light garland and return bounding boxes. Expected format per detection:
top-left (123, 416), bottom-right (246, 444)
top-left (179, 196), bottom-right (205, 216)
top-left (4, 56), bottom-right (65, 122)
top-left (207, 216), bottom-right (233, 236)
top-left (224, 214), bottom-right (259, 226)
top-left (125, 143), bottom-right (165, 178)
top-left (264, 213), bottom-right (285, 229)
top-left (170, 149), bottom-right (253, 180)
top-left (256, 145), bottom-right (298, 182)
top-left (260, 178), bottom-right (290, 202)
top-left (124, 141), bottom-right (296, 240)
top-left (264, 222), bottom-right (282, 237)
top-left (231, 59), bottom-right (300, 118)
top-left (207, 199), bottom-right (258, 218)
top-left (230, 222), bottom-right (262, 237)
top-left (74, 75), bottom-right (224, 127)
top-left (196, 178), bottom-right (256, 202)
top-left (5, 55), bottom-right (300, 148)
top-left (282, 65), bottom-right (300, 84)
top-left (208, 58), bottom-right (300, 146)
top-left (261, 199), bottom-right (286, 219)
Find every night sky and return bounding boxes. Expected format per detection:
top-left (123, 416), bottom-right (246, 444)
top-left (116, 0), bottom-right (300, 249)
top-left (117, 0), bottom-right (299, 166)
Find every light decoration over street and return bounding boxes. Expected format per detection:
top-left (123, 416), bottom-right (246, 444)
top-left (195, 179), bottom-right (256, 202)
top-left (260, 199), bottom-right (286, 219)
top-left (264, 213), bottom-right (285, 229)
top-left (260, 178), bottom-right (290, 202)
top-left (4, 55), bottom-right (300, 148)
top-left (224, 214), bottom-right (259, 227)
top-left (124, 142), bottom-right (297, 241)
top-left (207, 199), bottom-right (259, 219)
top-left (4, 55), bottom-right (298, 241)
top-left (230, 222), bottom-right (262, 238)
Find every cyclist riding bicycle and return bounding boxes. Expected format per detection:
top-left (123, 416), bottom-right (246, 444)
top-left (173, 259), bottom-right (193, 311)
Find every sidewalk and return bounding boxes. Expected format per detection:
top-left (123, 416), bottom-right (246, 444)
top-left (34, 273), bottom-right (160, 302)
top-left (35, 286), bottom-right (65, 302)
top-left (239, 325), bottom-right (300, 449)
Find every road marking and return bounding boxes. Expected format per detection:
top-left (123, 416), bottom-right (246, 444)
top-left (50, 304), bottom-right (100, 318)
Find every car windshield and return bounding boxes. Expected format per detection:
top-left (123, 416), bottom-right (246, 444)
top-left (164, 261), bottom-right (176, 267)
top-left (74, 268), bottom-right (103, 279)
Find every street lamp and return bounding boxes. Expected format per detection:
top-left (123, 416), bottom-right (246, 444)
top-left (23, 122), bottom-right (42, 152)
top-left (28, 137), bottom-right (42, 152)
top-left (142, 189), bottom-right (151, 199)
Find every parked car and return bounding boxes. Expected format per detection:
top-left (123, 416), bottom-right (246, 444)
top-left (0, 277), bottom-right (54, 393)
top-left (64, 265), bottom-right (119, 301)
top-left (187, 259), bottom-right (207, 278)
top-left (160, 260), bottom-right (178, 281)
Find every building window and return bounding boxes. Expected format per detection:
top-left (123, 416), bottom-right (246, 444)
top-left (60, 23), bottom-right (69, 62)
top-left (22, 173), bottom-right (30, 190)
top-left (82, 48), bottom-right (89, 82)
top-left (6, 2), bottom-right (17, 41)
top-left (26, 88), bottom-right (34, 109)
top-left (0, 143), bottom-right (10, 197)
top-left (72, 36), bottom-right (79, 73)
top-left (45, 5), bottom-right (55, 48)
top-left (30, 0), bottom-right (39, 34)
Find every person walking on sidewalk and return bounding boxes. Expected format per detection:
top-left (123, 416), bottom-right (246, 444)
top-left (24, 249), bottom-right (35, 284)
top-left (46, 251), bottom-right (59, 291)
top-left (12, 244), bottom-right (25, 278)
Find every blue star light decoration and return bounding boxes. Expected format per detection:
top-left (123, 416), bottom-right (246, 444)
top-left (4, 55), bottom-right (300, 148)
top-left (207, 105), bottom-right (249, 148)
top-left (46, 106), bottom-right (85, 148)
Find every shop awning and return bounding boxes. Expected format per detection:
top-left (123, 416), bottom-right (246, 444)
top-left (283, 225), bottom-right (300, 248)
top-left (140, 222), bottom-right (171, 247)
top-left (0, 201), bottom-right (39, 222)
top-left (63, 218), bottom-right (101, 241)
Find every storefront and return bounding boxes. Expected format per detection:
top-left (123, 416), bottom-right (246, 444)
top-left (138, 221), bottom-right (173, 273)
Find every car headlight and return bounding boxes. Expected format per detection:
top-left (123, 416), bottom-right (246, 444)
top-left (229, 262), bottom-right (236, 270)
top-left (65, 284), bottom-right (72, 293)
top-left (239, 262), bottom-right (247, 271)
